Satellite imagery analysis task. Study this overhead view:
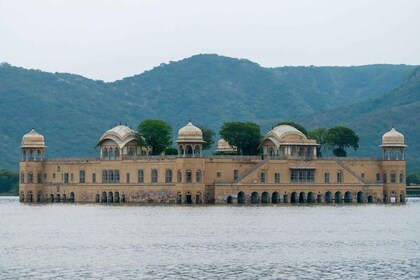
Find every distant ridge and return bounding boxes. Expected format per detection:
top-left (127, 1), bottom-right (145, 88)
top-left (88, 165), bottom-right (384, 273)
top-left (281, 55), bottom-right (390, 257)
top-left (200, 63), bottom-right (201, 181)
top-left (0, 54), bottom-right (418, 169)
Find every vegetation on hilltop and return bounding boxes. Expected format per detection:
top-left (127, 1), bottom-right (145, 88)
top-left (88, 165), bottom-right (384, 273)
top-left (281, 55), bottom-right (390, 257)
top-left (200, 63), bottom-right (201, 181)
top-left (0, 55), bottom-right (418, 169)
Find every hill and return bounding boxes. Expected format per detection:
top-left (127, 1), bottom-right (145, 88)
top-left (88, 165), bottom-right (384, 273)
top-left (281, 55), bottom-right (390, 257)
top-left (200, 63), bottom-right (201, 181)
top-left (295, 66), bottom-right (420, 169)
top-left (0, 55), bottom-right (417, 170)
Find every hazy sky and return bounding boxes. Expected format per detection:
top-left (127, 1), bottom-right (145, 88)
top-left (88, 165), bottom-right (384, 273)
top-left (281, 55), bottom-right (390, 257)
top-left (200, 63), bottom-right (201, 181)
top-left (1, 0), bottom-right (419, 81)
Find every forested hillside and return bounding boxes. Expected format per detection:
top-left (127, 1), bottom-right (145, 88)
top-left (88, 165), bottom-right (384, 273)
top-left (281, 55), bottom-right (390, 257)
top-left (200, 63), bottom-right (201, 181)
top-left (0, 54), bottom-right (417, 170)
top-left (295, 66), bottom-right (420, 169)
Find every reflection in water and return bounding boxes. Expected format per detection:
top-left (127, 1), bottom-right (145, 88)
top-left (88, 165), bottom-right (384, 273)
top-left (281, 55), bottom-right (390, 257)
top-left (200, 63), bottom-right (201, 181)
top-left (0, 197), bottom-right (419, 279)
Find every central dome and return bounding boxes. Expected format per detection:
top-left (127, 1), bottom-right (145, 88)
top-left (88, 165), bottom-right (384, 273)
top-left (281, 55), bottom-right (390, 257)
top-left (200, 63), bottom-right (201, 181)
top-left (21, 129), bottom-right (45, 148)
top-left (381, 127), bottom-right (406, 147)
top-left (177, 121), bottom-right (204, 142)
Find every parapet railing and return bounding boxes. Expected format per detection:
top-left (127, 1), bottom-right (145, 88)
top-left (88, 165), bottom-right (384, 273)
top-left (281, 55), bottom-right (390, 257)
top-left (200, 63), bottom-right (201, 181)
top-left (43, 157), bottom-right (99, 163)
top-left (122, 155), bottom-right (178, 160)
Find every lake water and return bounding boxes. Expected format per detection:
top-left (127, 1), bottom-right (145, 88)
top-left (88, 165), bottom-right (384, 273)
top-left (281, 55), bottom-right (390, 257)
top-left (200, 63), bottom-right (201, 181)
top-left (0, 197), bottom-right (419, 279)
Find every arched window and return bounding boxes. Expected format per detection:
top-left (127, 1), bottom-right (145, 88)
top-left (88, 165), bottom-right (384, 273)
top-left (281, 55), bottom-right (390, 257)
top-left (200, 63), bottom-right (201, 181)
top-left (186, 145), bottom-right (193, 157)
top-left (177, 170), bottom-right (182, 183)
top-left (194, 145), bottom-right (200, 156)
top-left (28, 173), bottom-right (33, 183)
top-left (186, 170), bottom-right (192, 183)
top-left (109, 147), bottom-right (115, 160)
top-left (115, 147), bottom-right (120, 159)
top-left (128, 147), bottom-right (135, 156)
top-left (151, 169), bottom-right (158, 183)
top-left (196, 170), bottom-right (202, 182)
top-left (291, 147), bottom-right (297, 159)
top-left (260, 172), bottom-right (266, 183)
top-left (103, 148), bottom-right (108, 160)
top-left (165, 169), bottom-right (172, 183)
top-left (138, 169), bottom-right (144, 183)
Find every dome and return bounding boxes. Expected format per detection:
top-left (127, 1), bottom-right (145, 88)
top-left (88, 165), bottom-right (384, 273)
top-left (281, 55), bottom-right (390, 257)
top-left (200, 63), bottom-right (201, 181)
top-left (177, 121), bottom-right (205, 142)
top-left (97, 125), bottom-right (136, 148)
top-left (381, 127), bottom-right (406, 147)
top-left (105, 125), bottom-right (133, 139)
top-left (215, 139), bottom-right (237, 153)
top-left (270, 125), bottom-right (306, 140)
top-left (21, 129), bottom-right (45, 148)
top-left (260, 124), bottom-right (316, 149)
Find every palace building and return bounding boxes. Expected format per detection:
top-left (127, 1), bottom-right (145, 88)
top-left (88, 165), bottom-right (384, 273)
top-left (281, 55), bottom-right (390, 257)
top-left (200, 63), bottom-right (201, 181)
top-left (19, 122), bottom-right (407, 204)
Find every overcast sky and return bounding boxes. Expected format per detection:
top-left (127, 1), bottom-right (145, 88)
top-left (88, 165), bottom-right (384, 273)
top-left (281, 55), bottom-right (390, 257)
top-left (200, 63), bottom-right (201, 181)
top-left (0, 0), bottom-right (419, 81)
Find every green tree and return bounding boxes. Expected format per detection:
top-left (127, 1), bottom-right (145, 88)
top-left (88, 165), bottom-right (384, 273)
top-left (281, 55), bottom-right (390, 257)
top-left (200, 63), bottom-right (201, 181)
top-left (325, 126), bottom-right (359, 157)
top-left (197, 125), bottom-right (215, 150)
top-left (164, 147), bottom-right (178, 155)
top-left (277, 121), bottom-right (308, 136)
top-left (308, 128), bottom-right (328, 157)
top-left (220, 122), bottom-right (261, 155)
top-left (136, 120), bottom-right (172, 155)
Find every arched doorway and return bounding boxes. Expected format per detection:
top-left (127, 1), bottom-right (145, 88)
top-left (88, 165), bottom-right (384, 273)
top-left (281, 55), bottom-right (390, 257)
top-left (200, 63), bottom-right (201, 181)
top-left (400, 192), bottom-right (405, 203)
top-left (335, 191), bottom-right (342, 203)
top-left (114, 192), bottom-right (120, 203)
top-left (261, 192), bottom-right (269, 203)
top-left (95, 194), bottom-right (100, 203)
top-left (121, 194), bottom-right (126, 203)
top-left (344, 191), bottom-right (352, 203)
top-left (28, 192), bottom-right (33, 202)
top-left (291, 192), bottom-right (298, 203)
top-left (196, 192), bottom-right (202, 204)
top-left (69, 192), bottom-right (75, 202)
top-left (325, 191), bottom-right (332, 203)
top-left (307, 192), bottom-right (315, 203)
top-left (357, 191), bottom-right (364, 203)
top-left (177, 192), bottom-right (182, 204)
top-left (186, 192), bottom-right (192, 204)
top-left (55, 194), bottom-right (60, 203)
top-left (37, 192), bottom-right (43, 203)
top-left (101, 191), bottom-right (107, 203)
top-left (62, 194), bottom-right (67, 202)
top-left (272, 192), bottom-right (280, 203)
top-left (238, 191), bottom-right (245, 204)
top-left (108, 192), bottom-right (113, 203)
top-left (186, 145), bottom-right (193, 157)
top-left (50, 194), bottom-right (54, 202)
top-left (227, 196), bottom-right (233, 204)
top-left (390, 192), bottom-right (396, 203)
top-left (368, 195), bottom-right (373, 203)
top-left (299, 192), bottom-right (306, 203)
top-left (251, 192), bottom-right (259, 203)
top-left (317, 193), bottom-right (322, 203)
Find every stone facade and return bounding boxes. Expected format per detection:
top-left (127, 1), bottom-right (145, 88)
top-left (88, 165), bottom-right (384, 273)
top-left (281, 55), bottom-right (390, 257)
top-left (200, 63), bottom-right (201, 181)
top-left (19, 124), bottom-right (407, 204)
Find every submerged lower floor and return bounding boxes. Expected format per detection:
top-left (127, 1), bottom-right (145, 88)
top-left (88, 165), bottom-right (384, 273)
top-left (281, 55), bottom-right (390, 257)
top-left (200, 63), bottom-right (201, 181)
top-left (20, 183), bottom-right (406, 204)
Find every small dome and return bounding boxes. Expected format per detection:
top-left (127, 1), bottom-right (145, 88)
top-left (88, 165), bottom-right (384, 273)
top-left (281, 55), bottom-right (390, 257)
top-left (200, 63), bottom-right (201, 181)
top-left (215, 139), bottom-right (237, 153)
top-left (22, 129), bottom-right (45, 148)
top-left (177, 121), bottom-right (204, 142)
top-left (381, 127), bottom-right (406, 147)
